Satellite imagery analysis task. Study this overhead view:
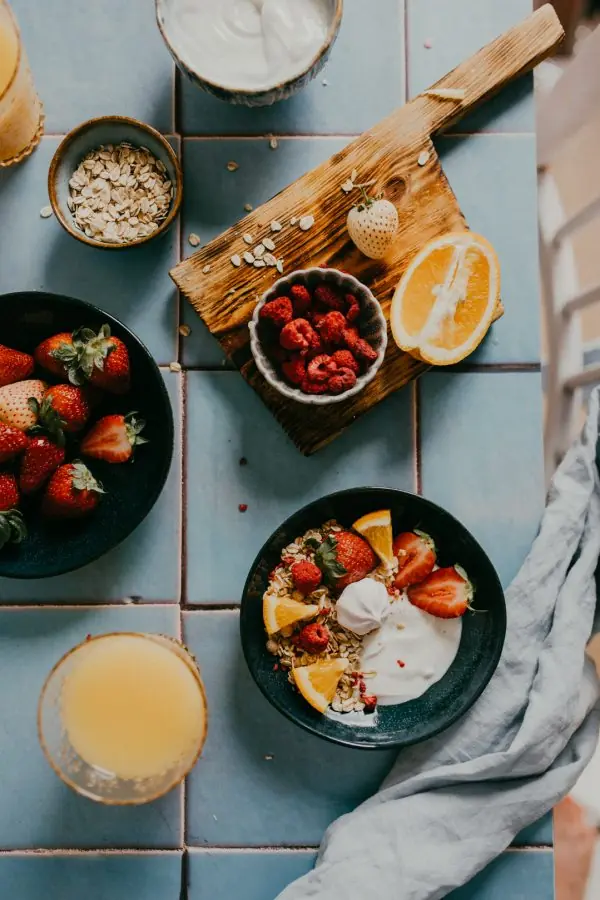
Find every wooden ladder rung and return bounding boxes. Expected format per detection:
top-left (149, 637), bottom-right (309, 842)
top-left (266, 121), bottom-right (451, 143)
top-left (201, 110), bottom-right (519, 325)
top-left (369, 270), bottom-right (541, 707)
top-left (563, 364), bottom-right (600, 393)
top-left (562, 281), bottom-right (600, 317)
top-left (552, 195), bottom-right (600, 246)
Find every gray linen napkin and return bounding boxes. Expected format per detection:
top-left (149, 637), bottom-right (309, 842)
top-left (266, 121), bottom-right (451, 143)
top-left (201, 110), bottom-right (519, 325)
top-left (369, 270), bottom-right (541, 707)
top-left (277, 389), bottom-right (600, 900)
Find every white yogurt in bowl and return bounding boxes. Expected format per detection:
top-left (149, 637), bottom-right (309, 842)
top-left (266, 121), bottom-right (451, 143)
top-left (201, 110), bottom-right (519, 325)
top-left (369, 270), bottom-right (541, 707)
top-left (156, 0), bottom-right (342, 106)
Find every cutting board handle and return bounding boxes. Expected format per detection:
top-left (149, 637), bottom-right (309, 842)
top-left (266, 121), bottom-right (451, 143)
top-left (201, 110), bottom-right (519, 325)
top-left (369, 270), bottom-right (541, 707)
top-left (421, 4), bottom-right (564, 136)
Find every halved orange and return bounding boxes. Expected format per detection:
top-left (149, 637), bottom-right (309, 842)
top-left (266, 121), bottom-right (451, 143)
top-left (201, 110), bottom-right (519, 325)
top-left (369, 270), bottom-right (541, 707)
top-left (263, 594), bottom-right (319, 636)
top-left (390, 232), bottom-right (501, 365)
top-left (292, 658), bottom-right (350, 713)
top-left (352, 509), bottom-right (394, 566)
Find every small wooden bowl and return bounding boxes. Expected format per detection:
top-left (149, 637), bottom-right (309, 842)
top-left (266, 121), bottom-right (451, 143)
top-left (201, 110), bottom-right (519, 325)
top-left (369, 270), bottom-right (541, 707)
top-left (156, 0), bottom-right (343, 108)
top-left (48, 115), bottom-right (182, 250)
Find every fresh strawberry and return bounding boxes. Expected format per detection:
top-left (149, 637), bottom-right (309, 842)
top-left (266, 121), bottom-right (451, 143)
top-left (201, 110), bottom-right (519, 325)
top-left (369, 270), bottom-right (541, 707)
top-left (407, 566), bottom-right (473, 619)
top-left (34, 332), bottom-right (78, 379)
top-left (295, 622), bottom-right (330, 654)
top-left (42, 462), bottom-right (104, 519)
top-left (0, 423), bottom-right (28, 463)
top-left (40, 385), bottom-right (91, 433)
top-left (75, 326), bottom-right (131, 394)
top-left (0, 473), bottom-right (27, 549)
top-left (0, 380), bottom-right (46, 431)
top-left (0, 344), bottom-right (34, 388)
top-left (393, 531), bottom-right (436, 590)
top-left (19, 436), bottom-right (65, 495)
top-left (315, 531), bottom-right (377, 590)
top-left (347, 194), bottom-right (399, 259)
top-left (81, 412), bottom-right (147, 464)
top-left (290, 560), bottom-right (322, 595)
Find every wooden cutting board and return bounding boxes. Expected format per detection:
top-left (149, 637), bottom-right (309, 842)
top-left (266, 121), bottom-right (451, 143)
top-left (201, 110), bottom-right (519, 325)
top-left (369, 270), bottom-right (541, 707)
top-left (171, 5), bottom-right (563, 455)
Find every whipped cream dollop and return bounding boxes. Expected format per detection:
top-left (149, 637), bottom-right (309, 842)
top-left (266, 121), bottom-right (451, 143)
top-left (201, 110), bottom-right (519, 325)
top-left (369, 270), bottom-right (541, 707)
top-left (360, 596), bottom-right (462, 706)
top-left (165, 0), bottom-right (331, 91)
top-left (336, 578), bottom-right (390, 636)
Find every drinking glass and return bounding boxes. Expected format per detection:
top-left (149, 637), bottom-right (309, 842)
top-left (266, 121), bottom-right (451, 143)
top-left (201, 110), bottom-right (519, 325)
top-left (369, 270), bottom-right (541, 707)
top-left (0, 0), bottom-right (43, 167)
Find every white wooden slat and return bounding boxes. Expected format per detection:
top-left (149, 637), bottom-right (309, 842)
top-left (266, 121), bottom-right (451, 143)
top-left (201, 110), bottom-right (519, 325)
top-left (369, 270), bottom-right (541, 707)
top-left (562, 281), bottom-right (600, 318)
top-left (552, 195), bottom-right (600, 246)
top-left (563, 364), bottom-right (600, 392)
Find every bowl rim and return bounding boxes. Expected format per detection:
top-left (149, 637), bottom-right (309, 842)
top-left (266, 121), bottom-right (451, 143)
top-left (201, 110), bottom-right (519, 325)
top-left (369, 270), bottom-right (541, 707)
top-left (240, 486), bottom-right (507, 750)
top-left (155, 0), bottom-right (343, 98)
top-left (249, 267), bottom-right (388, 406)
top-left (0, 290), bottom-right (175, 579)
top-left (47, 115), bottom-right (183, 251)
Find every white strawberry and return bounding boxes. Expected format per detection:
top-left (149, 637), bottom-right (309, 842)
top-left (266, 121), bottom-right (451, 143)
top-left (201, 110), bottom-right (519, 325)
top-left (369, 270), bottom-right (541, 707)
top-left (0, 380), bottom-right (46, 431)
top-left (347, 194), bottom-right (399, 259)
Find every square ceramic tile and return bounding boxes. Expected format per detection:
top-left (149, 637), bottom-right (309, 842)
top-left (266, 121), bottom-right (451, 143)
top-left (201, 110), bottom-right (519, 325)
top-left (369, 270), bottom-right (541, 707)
top-left (406, 0), bottom-right (534, 133)
top-left (448, 850), bottom-right (554, 899)
top-left (0, 853), bottom-right (182, 900)
top-left (0, 607), bottom-right (182, 848)
top-left (437, 135), bottom-right (539, 364)
top-left (184, 611), bottom-right (396, 846)
top-left (178, 0), bottom-right (404, 137)
top-left (420, 372), bottom-right (545, 588)
top-left (514, 814), bottom-right (553, 847)
top-left (179, 137), bottom-right (348, 367)
top-left (12, 0), bottom-right (174, 134)
top-left (0, 138), bottom-right (179, 367)
top-left (189, 850), bottom-right (315, 900)
top-left (184, 372), bottom-right (414, 604)
top-left (0, 372), bottom-right (181, 603)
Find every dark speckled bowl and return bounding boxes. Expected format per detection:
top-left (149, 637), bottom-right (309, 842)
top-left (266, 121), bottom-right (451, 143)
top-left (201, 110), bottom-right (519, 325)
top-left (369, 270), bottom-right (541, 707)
top-left (0, 292), bottom-right (174, 579)
top-left (240, 488), bottom-right (506, 750)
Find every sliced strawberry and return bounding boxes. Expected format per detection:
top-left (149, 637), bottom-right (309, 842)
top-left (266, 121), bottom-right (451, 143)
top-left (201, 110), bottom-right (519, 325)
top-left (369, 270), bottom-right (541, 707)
top-left (393, 530), bottom-right (436, 589)
top-left (81, 412), bottom-right (147, 464)
top-left (407, 566), bottom-right (473, 619)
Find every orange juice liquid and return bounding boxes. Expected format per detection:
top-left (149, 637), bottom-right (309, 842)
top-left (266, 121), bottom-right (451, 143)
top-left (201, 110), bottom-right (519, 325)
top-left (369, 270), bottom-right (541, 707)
top-left (60, 634), bottom-right (207, 780)
top-left (0, 2), bottom-right (42, 164)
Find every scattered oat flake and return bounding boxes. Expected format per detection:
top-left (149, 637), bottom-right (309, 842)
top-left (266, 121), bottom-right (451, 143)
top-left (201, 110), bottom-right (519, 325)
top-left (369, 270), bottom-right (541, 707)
top-left (417, 150), bottom-right (430, 166)
top-left (253, 243), bottom-right (265, 258)
top-left (351, 169), bottom-right (359, 182)
top-left (270, 220), bottom-right (282, 232)
top-left (213, 814), bottom-right (218, 821)
top-left (226, 161), bottom-right (239, 172)
top-left (269, 137), bottom-right (279, 150)
top-left (188, 232), bottom-right (201, 247)
top-left (290, 216), bottom-right (297, 226)
top-left (322, 78), bottom-right (329, 86)
top-left (263, 253), bottom-right (277, 266)
top-left (424, 88), bottom-right (466, 101)
top-left (169, 361), bottom-right (182, 372)
top-left (262, 237), bottom-right (275, 251)
top-left (264, 754), bottom-right (274, 761)
top-left (243, 251), bottom-right (255, 264)
top-left (202, 264), bottom-right (211, 274)
top-left (231, 254), bottom-right (242, 267)
top-left (276, 259), bottom-right (284, 274)
top-left (179, 324), bottom-right (191, 337)
top-left (243, 233), bottom-right (254, 244)
top-left (341, 179), bottom-right (354, 194)
top-left (396, 623), bottom-right (405, 630)
top-left (299, 215), bottom-right (314, 231)
top-left (244, 203), bottom-right (253, 212)
top-left (254, 259), bottom-right (266, 268)
top-left (40, 205), bottom-right (53, 218)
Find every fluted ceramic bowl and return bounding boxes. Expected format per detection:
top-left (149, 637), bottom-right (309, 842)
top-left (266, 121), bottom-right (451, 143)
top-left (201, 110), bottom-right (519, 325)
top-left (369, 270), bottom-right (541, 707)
top-left (156, 0), bottom-right (343, 108)
top-left (249, 268), bottom-right (388, 406)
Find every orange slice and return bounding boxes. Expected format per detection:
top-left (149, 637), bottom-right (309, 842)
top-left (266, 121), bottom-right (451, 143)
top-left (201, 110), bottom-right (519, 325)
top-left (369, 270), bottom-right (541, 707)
top-left (352, 509), bottom-right (394, 566)
top-left (292, 659), bottom-right (350, 713)
top-left (390, 232), bottom-right (501, 365)
top-left (263, 594), bottom-right (319, 636)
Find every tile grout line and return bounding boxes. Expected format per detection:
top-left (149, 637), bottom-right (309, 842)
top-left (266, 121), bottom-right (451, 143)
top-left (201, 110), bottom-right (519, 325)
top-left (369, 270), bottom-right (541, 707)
top-left (0, 843), bottom-right (552, 855)
top-left (403, 0), bottom-right (410, 104)
top-left (180, 371), bottom-right (189, 609)
top-left (411, 379), bottom-right (422, 495)
top-left (0, 603), bottom-right (181, 611)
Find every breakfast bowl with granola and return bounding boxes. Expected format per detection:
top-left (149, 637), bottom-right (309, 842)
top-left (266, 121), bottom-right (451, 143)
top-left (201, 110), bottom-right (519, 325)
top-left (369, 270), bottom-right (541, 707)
top-left (240, 488), bottom-right (506, 749)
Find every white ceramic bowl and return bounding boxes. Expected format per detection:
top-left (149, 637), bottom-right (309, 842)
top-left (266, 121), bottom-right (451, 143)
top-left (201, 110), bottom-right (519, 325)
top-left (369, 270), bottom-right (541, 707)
top-left (249, 268), bottom-right (388, 406)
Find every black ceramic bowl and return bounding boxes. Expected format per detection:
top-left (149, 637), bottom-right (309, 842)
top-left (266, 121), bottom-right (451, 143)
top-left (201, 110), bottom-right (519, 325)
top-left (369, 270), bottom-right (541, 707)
top-left (0, 292), bottom-right (174, 579)
top-left (240, 488), bottom-right (506, 750)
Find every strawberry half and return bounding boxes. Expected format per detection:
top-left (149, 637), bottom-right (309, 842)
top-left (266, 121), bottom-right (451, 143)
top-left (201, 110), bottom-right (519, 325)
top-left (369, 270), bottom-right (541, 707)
top-left (0, 344), bottom-right (34, 388)
top-left (407, 566), bottom-right (473, 619)
top-left (393, 530), bottom-right (436, 590)
top-left (81, 412), bottom-right (147, 463)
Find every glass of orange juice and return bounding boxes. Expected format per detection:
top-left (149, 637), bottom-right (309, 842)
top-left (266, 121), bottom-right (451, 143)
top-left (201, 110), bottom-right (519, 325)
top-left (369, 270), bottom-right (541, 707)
top-left (0, 0), bottom-right (43, 167)
top-left (38, 633), bottom-right (208, 805)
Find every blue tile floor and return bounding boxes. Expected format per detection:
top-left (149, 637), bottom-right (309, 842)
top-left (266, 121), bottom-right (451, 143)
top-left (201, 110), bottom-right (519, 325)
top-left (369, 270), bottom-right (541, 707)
top-left (0, 0), bottom-right (551, 896)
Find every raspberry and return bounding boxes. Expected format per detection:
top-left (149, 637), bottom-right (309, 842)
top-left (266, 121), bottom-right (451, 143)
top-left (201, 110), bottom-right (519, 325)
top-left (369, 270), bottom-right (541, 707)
top-left (307, 354), bottom-right (337, 384)
top-left (259, 296), bottom-right (293, 329)
top-left (328, 367), bottom-right (357, 394)
top-left (300, 378), bottom-right (329, 395)
top-left (296, 622), bottom-right (330, 653)
top-left (317, 311), bottom-right (346, 345)
top-left (345, 294), bottom-right (360, 323)
top-left (291, 560), bottom-right (323, 594)
top-left (280, 318), bottom-right (319, 353)
top-left (314, 284), bottom-right (345, 312)
top-left (362, 694), bottom-right (378, 712)
top-left (343, 327), bottom-right (378, 362)
top-left (281, 355), bottom-right (306, 385)
top-left (331, 349), bottom-right (359, 374)
top-left (308, 310), bottom-right (328, 329)
top-left (289, 284), bottom-right (311, 317)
